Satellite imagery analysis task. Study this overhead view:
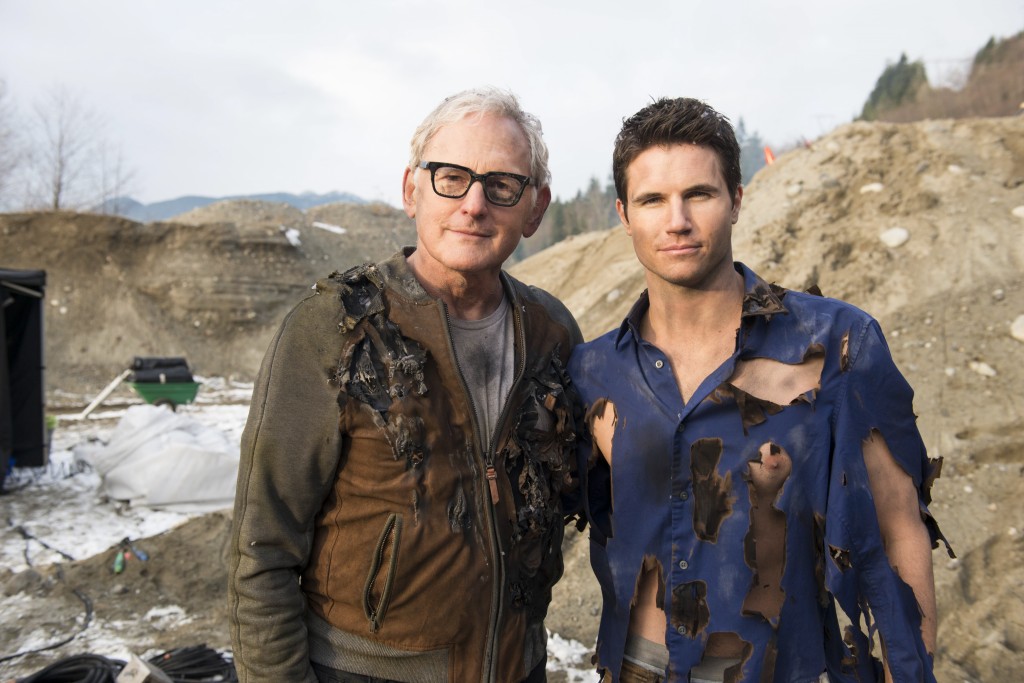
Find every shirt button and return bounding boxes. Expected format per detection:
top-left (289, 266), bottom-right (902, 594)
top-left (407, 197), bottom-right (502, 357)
top-left (679, 560), bottom-right (688, 570)
top-left (654, 360), bottom-right (664, 369)
top-left (679, 491), bottom-right (689, 501)
top-left (677, 625), bottom-right (686, 635)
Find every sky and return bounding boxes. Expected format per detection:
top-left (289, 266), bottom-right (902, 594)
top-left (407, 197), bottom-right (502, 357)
top-left (1, 1), bottom-right (1022, 206)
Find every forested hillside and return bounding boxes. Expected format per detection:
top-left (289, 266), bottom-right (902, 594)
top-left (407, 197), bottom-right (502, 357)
top-left (861, 30), bottom-right (1023, 122)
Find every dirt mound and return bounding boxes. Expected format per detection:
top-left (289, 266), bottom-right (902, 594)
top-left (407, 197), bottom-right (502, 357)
top-left (512, 114), bottom-right (1024, 679)
top-left (0, 201), bottom-right (416, 391)
top-left (170, 198), bottom-right (307, 228)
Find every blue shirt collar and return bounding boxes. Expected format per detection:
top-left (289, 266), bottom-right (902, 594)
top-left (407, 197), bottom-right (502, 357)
top-left (614, 262), bottom-right (788, 350)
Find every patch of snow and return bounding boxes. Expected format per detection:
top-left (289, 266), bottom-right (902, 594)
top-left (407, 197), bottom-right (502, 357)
top-left (280, 226), bottom-right (301, 246)
top-left (192, 376), bottom-right (254, 406)
top-left (1, 446), bottom-right (197, 572)
top-left (546, 630), bottom-right (594, 681)
top-left (2, 386), bottom-right (250, 572)
top-left (859, 182), bottom-right (884, 194)
top-left (313, 221), bottom-right (348, 235)
top-left (1012, 205), bottom-right (1024, 219)
top-left (144, 605), bottom-right (193, 627)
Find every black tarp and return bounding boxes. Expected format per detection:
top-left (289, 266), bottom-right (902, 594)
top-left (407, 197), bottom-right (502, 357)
top-left (1, 268), bottom-right (47, 487)
top-left (129, 356), bottom-right (194, 383)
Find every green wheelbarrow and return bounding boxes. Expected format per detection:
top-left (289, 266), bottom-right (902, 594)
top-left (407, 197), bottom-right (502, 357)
top-left (128, 379), bottom-right (201, 410)
top-left (126, 356), bottom-right (200, 411)
top-left (74, 356), bottom-right (201, 419)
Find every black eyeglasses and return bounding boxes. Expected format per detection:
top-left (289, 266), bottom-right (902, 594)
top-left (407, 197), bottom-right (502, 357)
top-left (419, 161), bottom-right (532, 207)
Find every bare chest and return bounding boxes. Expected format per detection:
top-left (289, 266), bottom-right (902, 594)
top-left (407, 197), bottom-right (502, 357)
top-left (665, 337), bottom-right (735, 404)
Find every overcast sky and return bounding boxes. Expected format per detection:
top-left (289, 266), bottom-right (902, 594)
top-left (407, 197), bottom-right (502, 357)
top-left (2, 1), bottom-right (1022, 205)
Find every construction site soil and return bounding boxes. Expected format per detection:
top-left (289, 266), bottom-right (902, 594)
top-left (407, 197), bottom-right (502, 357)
top-left (2, 114), bottom-right (1023, 681)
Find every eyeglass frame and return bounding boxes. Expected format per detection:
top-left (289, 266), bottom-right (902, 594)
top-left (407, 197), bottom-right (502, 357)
top-left (418, 161), bottom-right (533, 207)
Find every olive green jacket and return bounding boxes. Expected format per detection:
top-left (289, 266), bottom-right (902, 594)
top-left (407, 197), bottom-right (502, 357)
top-left (228, 250), bottom-right (582, 682)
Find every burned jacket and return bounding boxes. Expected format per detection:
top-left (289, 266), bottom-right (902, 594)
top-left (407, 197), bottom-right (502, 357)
top-left (568, 263), bottom-right (952, 683)
top-left (228, 250), bottom-right (582, 683)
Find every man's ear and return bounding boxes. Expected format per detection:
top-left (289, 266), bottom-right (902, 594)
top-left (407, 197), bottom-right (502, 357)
top-left (616, 198), bottom-right (631, 236)
top-left (402, 166), bottom-right (417, 219)
top-left (522, 185), bottom-right (551, 239)
top-left (731, 185), bottom-right (744, 224)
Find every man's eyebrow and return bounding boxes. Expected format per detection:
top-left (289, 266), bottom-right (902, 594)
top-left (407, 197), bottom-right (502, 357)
top-left (684, 183), bottom-right (721, 195)
top-left (630, 191), bottom-right (663, 204)
top-left (630, 183), bottom-right (721, 203)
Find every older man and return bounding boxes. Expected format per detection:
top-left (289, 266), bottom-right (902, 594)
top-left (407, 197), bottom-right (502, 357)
top-left (228, 87), bottom-right (581, 683)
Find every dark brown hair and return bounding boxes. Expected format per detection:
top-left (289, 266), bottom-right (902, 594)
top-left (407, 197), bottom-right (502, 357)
top-left (612, 98), bottom-right (742, 211)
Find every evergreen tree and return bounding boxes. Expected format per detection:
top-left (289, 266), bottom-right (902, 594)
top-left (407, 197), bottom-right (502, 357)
top-left (513, 175), bottom-right (618, 262)
top-left (736, 118), bottom-right (767, 185)
top-left (860, 54), bottom-right (928, 121)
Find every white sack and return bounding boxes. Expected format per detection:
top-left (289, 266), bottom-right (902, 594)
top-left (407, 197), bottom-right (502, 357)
top-left (74, 404), bottom-right (239, 512)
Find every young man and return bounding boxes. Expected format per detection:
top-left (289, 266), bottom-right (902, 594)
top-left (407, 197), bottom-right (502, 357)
top-left (568, 98), bottom-right (951, 682)
top-left (228, 87), bottom-right (582, 683)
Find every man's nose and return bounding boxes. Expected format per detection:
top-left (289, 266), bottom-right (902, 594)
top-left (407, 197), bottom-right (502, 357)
top-left (667, 197), bottom-right (691, 232)
top-left (460, 180), bottom-right (489, 215)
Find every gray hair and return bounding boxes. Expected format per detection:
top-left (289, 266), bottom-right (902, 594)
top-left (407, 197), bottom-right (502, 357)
top-left (408, 86), bottom-right (551, 188)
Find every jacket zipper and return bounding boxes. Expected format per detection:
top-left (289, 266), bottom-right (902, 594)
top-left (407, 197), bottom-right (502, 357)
top-left (363, 512), bottom-right (402, 633)
top-left (440, 277), bottom-right (526, 683)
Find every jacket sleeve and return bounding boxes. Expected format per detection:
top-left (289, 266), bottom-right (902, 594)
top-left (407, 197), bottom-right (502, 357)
top-left (523, 281), bottom-right (586, 524)
top-left (227, 286), bottom-right (346, 683)
top-left (825, 318), bottom-right (946, 683)
top-left (564, 343), bottom-right (613, 541)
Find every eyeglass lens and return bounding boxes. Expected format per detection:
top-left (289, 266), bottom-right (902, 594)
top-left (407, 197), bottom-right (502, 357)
top-left (430, 164), bottom-right (526, 206)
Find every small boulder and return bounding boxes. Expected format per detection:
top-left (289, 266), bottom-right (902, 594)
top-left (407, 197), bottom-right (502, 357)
top-left (1011, 315), bottom-right (1024, 343)
top-left (880, 227), bottom-right (910, 248)
top-left (969, 360), bottom-right (997, 377)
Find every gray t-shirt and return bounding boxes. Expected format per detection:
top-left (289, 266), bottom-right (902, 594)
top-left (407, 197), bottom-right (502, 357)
top-left (449, 295), bottom-right (515, 448)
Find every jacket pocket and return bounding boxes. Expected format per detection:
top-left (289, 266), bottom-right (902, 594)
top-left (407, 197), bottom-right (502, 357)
top-left (362, 512), bottom-right (402, 633)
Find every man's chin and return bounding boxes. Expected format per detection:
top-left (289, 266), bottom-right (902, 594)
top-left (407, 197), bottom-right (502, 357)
top-left (442, 252), bottom-right (505, 277)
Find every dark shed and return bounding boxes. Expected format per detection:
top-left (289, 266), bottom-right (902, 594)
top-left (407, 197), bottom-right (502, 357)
top-left (1, 267), bottom-right (47, 488)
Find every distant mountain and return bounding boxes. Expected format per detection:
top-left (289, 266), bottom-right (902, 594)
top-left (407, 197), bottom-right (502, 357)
top-left (95, 190), bottom-right (366, 223)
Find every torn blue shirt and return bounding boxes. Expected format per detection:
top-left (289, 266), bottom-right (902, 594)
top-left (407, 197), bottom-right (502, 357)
top-left (568, 263), bottom-right (950, 683)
